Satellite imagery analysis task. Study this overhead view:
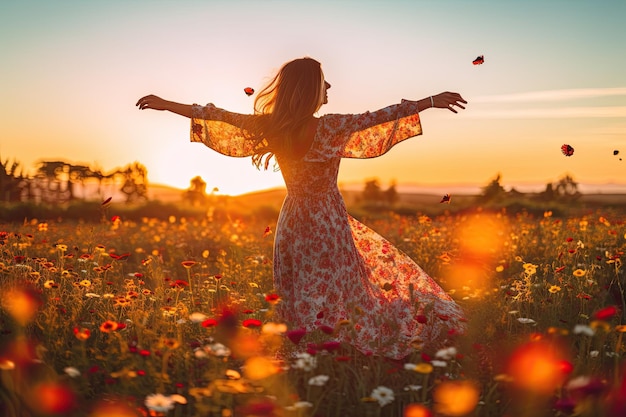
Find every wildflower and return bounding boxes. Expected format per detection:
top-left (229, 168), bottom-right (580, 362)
top-left (44, 280), bottom-right (58, 289)
top-left (79, 279), bottom-right (91, 288)
top-left (144, 393), bottom-right (175, 413)
top-left (517, 318), bottom-right (536, 324)
top-left (370, 386), bottom-right (395, 407)
top-left (435, 346), bottom-right (458, 360)
top-left (404, 385), bottom-right (423, 392)
top-left (293, 352), bottom-right (317, 371)
top-left (85, 293), bottom-right (100, 298)
top-left (548, 285), bottom-right (561, 293)
top-left (615, 325), bottom-right (626, 333)
top-left (593, 305), bottom-right (618, 321)
top-left (201, 318), bottom-right (218, 327)
top-left (573, 324), bottom-right (595, 337)
top-left (286, 328), bottom-right (307, 345)
top-left (242, 318), bottom-right (262, 328)
top-left (73, 327), bottom-right (91, 341)
top-left (189, 312), bottom-right (207, 323)
top-left (181, 260), bottom-right (197, 269)
top-left (262, 322), bottom-right (287, 335)
top-left (414, 363), bottom-right (434, 374)
top-left (495, 265), bottom-right (504, 272)
top-left (431, 360), bottom-right (447, 367)
top-left (64, 367), bottom-right (81, 378)
top-left (265, 293), bottom-right (280, 304)
top-left (99, 320), bottom-right (119, 333)
top-left (207, 343), bottom-right (231, 357)
top-left (162, 338), bottom-right (180, 349)
top-left (523, 263), bottom-right (538, 275)
top-left (308, 374), bottom-right (330, 386)
top-left (590, 320), bottom-right (611, 333)
top-left (573, 269), bottom-right (586, 277)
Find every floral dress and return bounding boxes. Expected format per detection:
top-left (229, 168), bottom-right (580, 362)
top-left (190, 101), bottom-right (464, 359)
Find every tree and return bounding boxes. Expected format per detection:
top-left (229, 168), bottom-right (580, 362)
top-left (362, 179), bottom-right (383, 203)
top-left (555, 174), bottom-right (580, 201)
top-left (478, 173), bottom-right (507, 202)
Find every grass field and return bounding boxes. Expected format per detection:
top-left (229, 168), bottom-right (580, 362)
top-left (0, 194), bottom-right (625, 417)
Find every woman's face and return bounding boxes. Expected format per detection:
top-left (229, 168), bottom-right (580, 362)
top-left (322, 80), bottom-right (331, 104)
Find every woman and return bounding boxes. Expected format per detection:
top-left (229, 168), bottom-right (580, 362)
top-left (137, 57), bottom-right (467, 359)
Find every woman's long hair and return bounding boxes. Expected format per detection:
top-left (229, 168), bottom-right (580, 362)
top-left (246, 57), bottom-right (324, 170)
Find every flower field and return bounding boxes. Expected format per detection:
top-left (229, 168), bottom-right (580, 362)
top-left (0, 206), bottom-right (625, 417)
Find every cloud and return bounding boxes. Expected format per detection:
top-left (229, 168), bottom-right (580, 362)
top-left (465, 106), bottom-right (626, 119)
top-left (472, 87), bottom-right (626, 103)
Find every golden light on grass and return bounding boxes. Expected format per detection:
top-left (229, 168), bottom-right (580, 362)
top-left (507, 341), bottom-right (570, 394)
top-left (243, 356), bottom-right (279, 380)
top-left (433, 380), bottom-right (480, 416)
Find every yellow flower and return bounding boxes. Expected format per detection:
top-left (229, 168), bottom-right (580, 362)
top-left (56, 244), bottom-right (68, 252)
top-left (79, 279), bottom-right (91, 288)
top-left (413, 363), bottom-right (434, 374)
top-left (590, 320), bottom-right (611, 333)
top-left (523, 263), bottom-right (538, 275)
top-left (495, 265), bottom-right (504, 272)
top-left (573, 269), bottom-right (586, 277)
top-left (44, 280), bottom-right (58, 289)
top-left (615, 325), bottom-right (626, 333)
top-left (548, 285), bottom-right (561, 293)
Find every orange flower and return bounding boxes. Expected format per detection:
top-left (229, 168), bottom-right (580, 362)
top-left (99, 320), bottom-right (119, 333)
top-left (181, 260), bottom-right (197, 269)
top-left (73, 327), bottom-right (91, 341)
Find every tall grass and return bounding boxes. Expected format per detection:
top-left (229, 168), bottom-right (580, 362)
top-left (0, 206), bottom-right (624, 416)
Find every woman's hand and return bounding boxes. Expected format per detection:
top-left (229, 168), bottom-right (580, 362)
top-left (136, 95), bottom-right (170, 111)
top-left (431, 92), bottom-right (467, 113)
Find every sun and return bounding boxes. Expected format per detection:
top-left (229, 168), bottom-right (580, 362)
top-left (145, 143), bottom-right (284, 196)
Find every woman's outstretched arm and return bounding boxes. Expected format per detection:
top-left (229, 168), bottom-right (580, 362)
top-left (420, 91), bottom-right (467, 113)
top-left (136, 95), bottom-right (193, 118)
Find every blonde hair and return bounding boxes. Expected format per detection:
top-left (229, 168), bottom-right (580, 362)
top-left (246, 57), bottom-right (324, 170)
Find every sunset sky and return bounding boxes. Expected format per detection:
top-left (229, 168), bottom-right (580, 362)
top-left (2, 0), bottom-right (625, 196)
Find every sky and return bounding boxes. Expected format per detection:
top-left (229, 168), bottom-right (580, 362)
top-left (1, 0), bottom-right (625, 196)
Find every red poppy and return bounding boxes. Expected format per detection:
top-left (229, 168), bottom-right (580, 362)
top-left (181, 260), bottom-right (197, 268)
top-left (593, 305), bottom-right (618, 321)
top-left (265, 293), bottom-right (280, 304)
top-left (244, 87), bottom-right (255, 96)
top-left (561, 144), bottom-right (575, 156)
top-left (109, 252), bottom-right (130, 260)
top-left (201, 318), bottom-right (218, 327)
top-left (555, 266), bottom-right (566, 273)
top-left (242, 318), bottom-right (262, 328)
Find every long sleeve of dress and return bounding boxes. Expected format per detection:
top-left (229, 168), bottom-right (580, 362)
top-left (190, 103), bottom-right (256, 157)
top-left (306, 99), bottom-right (423, 162)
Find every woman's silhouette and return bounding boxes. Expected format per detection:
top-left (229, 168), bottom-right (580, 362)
top-left (137, 57), bottom-right (467, 359)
